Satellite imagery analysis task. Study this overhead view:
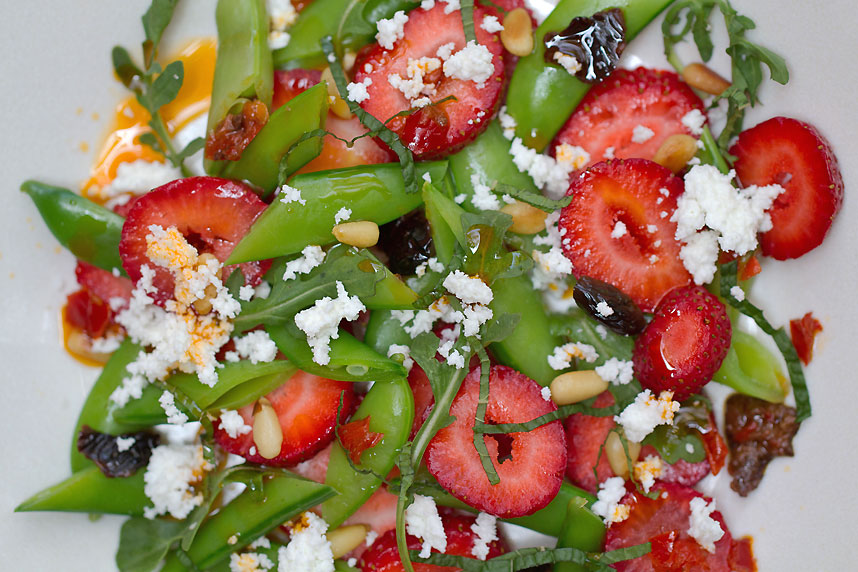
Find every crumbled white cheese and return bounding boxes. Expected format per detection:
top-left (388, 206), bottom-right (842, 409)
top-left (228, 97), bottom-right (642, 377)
top-left (278, 512), bottom-right (335, 572)
top-left (687, 497), bottom-right (725, 553)
top-left (388, 57), bottom-right (442, 105)
top-left (481, 15), bottom-right (503, 32)
top-left (677, 230), bottom-right (720, 285)
top-left (541, 386), bottom-right (552, 402)
top-left (548, 342), bottom-right (598, 370)
top-left (441, 0), bottom-right (460, 13)
top-left (278, 185), bottom-right (306, 206)
top-left (267, 0), bottom-right (297, 50)
top-left (421, 0), bottom-right (435, 9)
top-left (159, 390), bottom-right (188, 426)
top-left (442, 41), bottom-right (494, 88)
top-left (230, 552), bottom-right (275, 572)
top-left (233, 330), bottom-right (277, 364)
top-left (509, 137), bottom-right (574, 198)
top-left (604, 146), bottom-right (615, 160)
top-left (469, 173), bottom-right (501, 210)
top-left (633, 455), bottom-right (663, 492)
top-left (219, 409), bottom-right (252, 439)
top-left (294, 281), bottom-right (366, 365)
top-left (283, 245), bottom-right (326, 281)
top-left (610, 221), bottom-right (627, 239)
top-left (91, 333), bottom-right (123, 354)
top-left (614, 389), bottom-right (679, 443)
top-left (530, 212), bottom-right (574, 309)
top-left (143, 442), bottom-right (212, 519)
top-left (405, 494), bottom-right (447, 558)
top-left (334, 207), bottom-right (352, 224)
top-left (365, 530), bottom-right (379, 547)
top-left (436, 42), bottom-right (455, 61)
top-left (730, 285), bottom-right (745, 302)
top-left (95, 159), bottom-right (181, 200)
top-left (591, 477), bottom-right (630, 525)
top-left (631, 124), bottom-right (655, 144)
top-left (115, 436), bottom-right (136, 452)
top-left (498, 105), bottom-right (517, 139)
top-left (422, 172), bottom-right (433, 183)
top-left (553, 52), bottom-right (581, 75)
top-left (595, 300), bottom-right (614, 317)
top-left (454, 193), bottom-right (467, 204)
top-left (470, 512), bottom-right (498, 560)
top-left (595, 358), bottom-right (634, 385)
top-left (346, 77), bottom-right (373, 103)
top-left (443, 270), bottom-right (493, 305)
top-left (387, 343), bottom-right (414, 372)
top-left (681, 109), bottom-right (706, 136)
top-left (376, 10), bottom-right (408, 50)
top-left (554, 143), bottom-right (590, 170)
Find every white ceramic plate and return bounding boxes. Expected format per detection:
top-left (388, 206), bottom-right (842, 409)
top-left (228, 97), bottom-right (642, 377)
top-left (1, 1), bottom-right (855, 569)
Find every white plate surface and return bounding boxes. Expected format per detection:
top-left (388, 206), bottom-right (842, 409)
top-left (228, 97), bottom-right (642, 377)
top-left (1, 1), bottom-right (855, 570)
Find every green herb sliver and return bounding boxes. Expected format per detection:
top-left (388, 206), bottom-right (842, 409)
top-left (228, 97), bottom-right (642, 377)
top-left (411, 543), bottom-right (651, 571)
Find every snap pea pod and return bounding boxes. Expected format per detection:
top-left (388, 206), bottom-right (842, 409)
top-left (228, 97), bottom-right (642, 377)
top-left (206, 0), bottom-right (273, 176)
top-left (272, 0), bottom-right (419, 69)
top-left (22, 180), bottom-right (124, 273)
top-left (160, 474), bottom-right (335, 571)
top-left (555, 497), bottom-right (608, 572)
top-left (321, 377), bottom-right (415, 527)
top-left (714, 329), bottom-right (788, 403)
top-left (207, 370), bottom-right (294, 411)
top-left (506, 0), bottom-right (674, 151)
top-left (15, 466), bottom-right (148, 516)
top-left (268, 324), bottom-right (407, 382)
top-left (228, 161), bottom-right (449, 263)
top-left (221, 82), bottom-right (329, 196)
top-left (364, 309), bottom-right (413, 357)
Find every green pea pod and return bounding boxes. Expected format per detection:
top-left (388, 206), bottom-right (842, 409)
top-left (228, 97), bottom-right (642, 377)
top-left (160, 474), bottom-right (336, 571)
top-left (268, 324), bottom-right (407, 382)
top-left (490, 275), bottom-right (562, 386)
top-left (321, 377), bottom-right (414, 527)
top-left (423, 187), bottom-right (458, 265)
top-left (206, 0), bottom-right (273, 176)
top-left (505, 482), bottom-right (597, 537)
top-left (22, 180), bottom-right (124, 273)
top-left (16, 466), bottom-right (148, 516)
top-left (228, 161), bottom-right (449, 264)
top-left (273, 0), bottom-right (418, 69)
top-left (365, 309), bottom-right (414, 357)
top-left (207, 370), bottom-right (293, 411)
top-left (221, 83), bottom-right (329, 196)
top-left (506, 0), bottom-right (674, 151)
top-left (359, 249), bottom-right (419, 309)
top-left (555, 497), bottom-right (608, 572)
top-left (714, 329), bottom-right (789, 403)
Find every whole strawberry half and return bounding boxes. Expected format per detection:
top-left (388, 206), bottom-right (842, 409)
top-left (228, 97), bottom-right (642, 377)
top-left (633, 285), bottom-right (731, 401)
top-left (425, 365), bottom-right (566, 518)
top-left (559, 159), bottom-right (691, 312)
top-left (730, 116), bottom-right (843, 260)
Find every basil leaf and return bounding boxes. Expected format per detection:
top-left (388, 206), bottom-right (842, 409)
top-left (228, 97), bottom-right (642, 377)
top-left (460, 0), bottom-right (477, 44)
top-left (495, 183), bottom-right (573, 212)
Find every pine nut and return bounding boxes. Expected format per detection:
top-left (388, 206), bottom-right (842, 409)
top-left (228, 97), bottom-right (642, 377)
top-left (605, 431), bottom-right (642, 479)
top-left (253, 397), bottom-right (283, 459)
top-left (326, 524), bottom-right (369, 559)
top-left (192, 283), bottom-right (218, 315)
top-left (500, 200), bottom-right (547, 234)
top-left (321, 67), bottom-right (353, 119)
top-left (549, 370), bottom-right (609, 405)
top-left (66, 330), bottom-right (111, 364)
top-left (682, 62), bottom-right (731, 96)
top-left (653, 134), bottom-right (699, 174)
top-left (332, 220), bottom-right (379, 248)
top-left (500, 8), bottom-right (534, 57)
top-left (197, 253), bottom-right (222, 279)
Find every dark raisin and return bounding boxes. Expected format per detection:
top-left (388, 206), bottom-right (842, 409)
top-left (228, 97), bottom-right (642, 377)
top-left (544, 8), bottom-right (626, 83)
top-left (377, 209), bottom-right (434, 275)
top-left (573, 275), bottom-right (646, 335)
top-left (77, 425), bottom-right (160, 478)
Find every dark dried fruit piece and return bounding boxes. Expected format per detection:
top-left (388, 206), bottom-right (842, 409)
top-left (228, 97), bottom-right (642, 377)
top-left (377, 209), bottom-right (434, 275)
top-left (205, 99), bottom-right (269, 161)
top-left (724, 394), bottom-right (800, 496)
top-left (544, 8), bottom-right (626, 83)
top-left (573, 275), bottom-right (646, 335)
top-left (77, 425), bottom-right (160, 478)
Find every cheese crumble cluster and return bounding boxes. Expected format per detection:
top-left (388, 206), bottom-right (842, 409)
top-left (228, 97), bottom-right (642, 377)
top-left (294, 281), bottom-right (366, 365)
top-left (278, 512), bottom-right (335, 572)
top-left (405, 494), bottom-right (448, 558)
top-left (614, 389), bottom-right (680, 443)
top-left (143, 441), bottom-right (213, 520)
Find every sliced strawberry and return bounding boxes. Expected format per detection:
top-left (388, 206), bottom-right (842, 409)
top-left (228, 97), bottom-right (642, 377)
top-left (551, 67), bottom-right (705, 167)
top-left (408, 364), bottom-right (435, 438)
top-left (65, 289), bottom-right (111, 339)
top-left (213, 370), bottom-right (356, 466)
top-left (339, 416), bottom-right (385, 465)
top-left (633, 285), bottom-right (731, 401)
top-left (351, 3), bottom-right (505, 159)
top-left (730, 116), bottom-right (843, 260)
top-left (565, 390), bottom-right (616, 493)
top-left (605, 483), bottom-right (750, 571)
top-left (637, 445), bottom-right (711, 486)
top-left (272, 69), bottom-right (395, 171)
top-left (75, 261), bottom-right (133, 307)
top-left (559, 159), bottom-right (691, 311)
top-left (790, 311), bottom-right (823, 365)
top-left (425, 365), bottom-right (566, 518)
top-left (357, 509), bottom-right (508, 572)
top-left (118, 176), bottom-right (269, 304)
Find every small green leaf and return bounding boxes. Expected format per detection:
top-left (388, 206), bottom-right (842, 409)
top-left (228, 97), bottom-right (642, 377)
top-left (116, 517), bottom-right (185, 572)
top-left (177, 137), bottom-right (205, 160)
top-left (112, 46), bottom-right (143, 89)
top-left (142, 0), bottom-right (180, 66)
top-left (495, 183), bottom-right (572, 213)
top-left (150, 60), bottom-right (184, 110)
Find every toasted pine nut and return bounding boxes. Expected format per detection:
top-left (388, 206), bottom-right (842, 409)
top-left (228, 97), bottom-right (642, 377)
top-left (500, 8), bottom-right (534, 57)
top-left (332, 220), bottom-right (379, 248)
top-left (197, 253), bottom-right (222, 278)
top-left (192, 283), bottom-right (218, 315)
top-left (253, 397), bottom-right (283, 459)
top-left (550, 370), bottom-right (609, 405)
top-left (66, 330), bottom-right (112, 364)
top-left (321, 67), bottom-right (353, 119)
top-left (653, 134), bottom-right (699, 174)
top-left (343, 51), bottom-right (357, 72)
top-left (500, 200), bottom-right (548, 234)
top-left (327, 524), bottom-right (369, 559)
top-left (605, 431), bottom-right (642, 479)
top-left (682, 62), bottom-right (731, 96)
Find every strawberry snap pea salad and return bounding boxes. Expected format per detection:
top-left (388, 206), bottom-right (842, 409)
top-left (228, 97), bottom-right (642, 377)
top-left (17, 0), bottom-right (843, 569)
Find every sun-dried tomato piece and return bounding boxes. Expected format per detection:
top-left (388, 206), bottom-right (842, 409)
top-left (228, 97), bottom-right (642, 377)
top-left (790, 312), bottom-right (823, 365)
top-left (205, 99), bottom-right (269, 161)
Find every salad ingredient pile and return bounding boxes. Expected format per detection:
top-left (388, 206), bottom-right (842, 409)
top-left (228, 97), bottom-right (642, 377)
top-left (17, 0), bottom-right (844, 570)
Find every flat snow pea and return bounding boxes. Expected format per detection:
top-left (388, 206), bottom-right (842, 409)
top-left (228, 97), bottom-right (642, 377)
top-left (268, 324), bottom-right (407, 382)
top-left (228, 161), bottom-right (449, 263)
top-left (714, 329), bottom-right (789, 403)
top-left (506, 0), bottom-right (674, 151)
top-left (22, 180), bottom-right (124, 273)
top-left (160, 473), bottom-right (335, 571)
top-left (16, 466), bottom-right (148, 516)
top-left (506, 482), bottom-right (597, 537)
top-left (221, 82), bottom-right (329, 196)
top-left (364, 309), bottom-right (413, 357)
top-left (555, 497), bottom-right (608, 572)
top-left (321, 377), bottom-right (414, 527)
top-left (206, 0), bottom-right (273, 176)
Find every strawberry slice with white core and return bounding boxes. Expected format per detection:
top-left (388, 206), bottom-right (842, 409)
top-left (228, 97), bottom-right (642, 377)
top-left (425, 365), bottom-right (566, 518)
top-left (351, 2), bottom-right (505, 159)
